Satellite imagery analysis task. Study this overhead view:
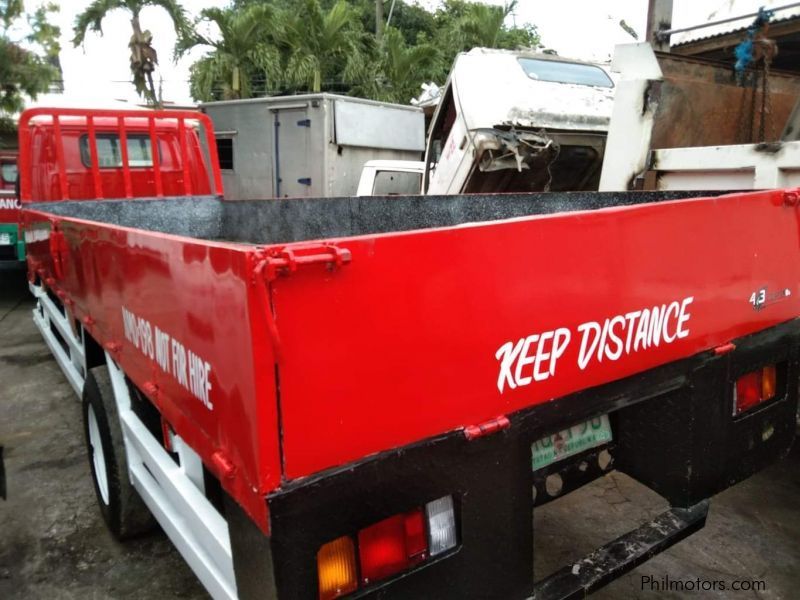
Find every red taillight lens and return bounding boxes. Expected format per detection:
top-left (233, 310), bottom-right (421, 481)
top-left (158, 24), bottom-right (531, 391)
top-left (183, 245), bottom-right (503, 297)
top-left (735, 366), bottom-right (777, 415)
top-left (358, 509), bottom-right (427, 585)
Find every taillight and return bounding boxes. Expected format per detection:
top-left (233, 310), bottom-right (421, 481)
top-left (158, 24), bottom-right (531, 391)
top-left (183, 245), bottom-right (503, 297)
top-left (358, 509), bottom-right (427, 584)
top-left (318, 495), bottom-right (458, 598)
top-left (734, 365), bottom-right (777, 415)
top-left (425, 495), bottom-right (457, 556)
top-left (317, 536), bottom-right (358, 600)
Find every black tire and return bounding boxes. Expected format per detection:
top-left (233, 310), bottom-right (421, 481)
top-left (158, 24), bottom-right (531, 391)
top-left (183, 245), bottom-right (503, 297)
top-left (82, 365), bottom-right (156, 540)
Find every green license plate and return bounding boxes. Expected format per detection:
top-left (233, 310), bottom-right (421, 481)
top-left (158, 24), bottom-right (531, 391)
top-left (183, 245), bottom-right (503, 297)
top-left (532, 415), bottom-right (613, 471)
top-left (0, 233), bottom-right (10, 245)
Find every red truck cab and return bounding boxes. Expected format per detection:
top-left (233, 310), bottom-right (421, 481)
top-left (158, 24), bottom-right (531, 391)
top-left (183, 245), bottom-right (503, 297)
top-left (0, 151), bottom-right (22, 262)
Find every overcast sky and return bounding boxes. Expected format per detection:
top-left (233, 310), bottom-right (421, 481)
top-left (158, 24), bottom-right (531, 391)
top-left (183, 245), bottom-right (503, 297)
top-left (44, 0), bottom-right (793, 106)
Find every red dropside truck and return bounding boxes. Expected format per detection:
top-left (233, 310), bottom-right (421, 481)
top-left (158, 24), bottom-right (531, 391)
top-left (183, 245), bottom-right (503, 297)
top-left (19, 108), bottom-right (800, 599)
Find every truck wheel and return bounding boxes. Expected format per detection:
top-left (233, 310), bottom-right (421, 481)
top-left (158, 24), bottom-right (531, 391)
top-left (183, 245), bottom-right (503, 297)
top-left (82, 365), bottom-right (155, 540)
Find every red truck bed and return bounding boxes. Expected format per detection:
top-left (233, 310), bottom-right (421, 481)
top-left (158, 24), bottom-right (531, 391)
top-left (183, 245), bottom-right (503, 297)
top-left (19, 108), bottom-right (800, 597)
top-left (23, 188), bottom-right (800, 521)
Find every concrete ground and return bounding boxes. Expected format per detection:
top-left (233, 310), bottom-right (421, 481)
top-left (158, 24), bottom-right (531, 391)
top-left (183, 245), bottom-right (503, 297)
top-left (0, 268), bottom-right (798, 599)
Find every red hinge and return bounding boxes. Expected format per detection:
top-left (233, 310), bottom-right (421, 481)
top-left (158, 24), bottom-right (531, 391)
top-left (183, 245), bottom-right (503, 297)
top-left (212, 450), bottom-right (236, 479)
top-left (464, 415), bottom-right (511, 440)
top-left (261, 244), bottom-right (352, 282)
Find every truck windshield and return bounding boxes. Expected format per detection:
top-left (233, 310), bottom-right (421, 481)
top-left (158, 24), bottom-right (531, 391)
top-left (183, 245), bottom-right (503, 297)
top-left (79, 134), bottom-right (156, 168)
top-left (518, 58), bottom-right (613, 88)
top-left (1, 162), bottom-right (17, 183)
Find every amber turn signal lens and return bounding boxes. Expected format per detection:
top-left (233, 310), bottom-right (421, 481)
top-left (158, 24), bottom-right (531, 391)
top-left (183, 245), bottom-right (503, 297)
top-left (317, 536), bottom-right (358, 600)
top-left (761, 365), bottom-right (777, 401)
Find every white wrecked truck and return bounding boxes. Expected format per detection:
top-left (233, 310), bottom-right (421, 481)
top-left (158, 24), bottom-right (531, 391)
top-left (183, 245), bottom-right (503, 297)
top-left (423, 48), bottom-right (615, 195)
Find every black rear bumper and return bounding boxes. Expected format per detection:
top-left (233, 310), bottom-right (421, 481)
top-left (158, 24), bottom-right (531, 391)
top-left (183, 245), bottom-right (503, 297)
top-left (234, 319), bottom-right (799, 599)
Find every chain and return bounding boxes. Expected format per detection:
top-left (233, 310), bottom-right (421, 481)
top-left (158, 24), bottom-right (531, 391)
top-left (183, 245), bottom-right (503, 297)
top-left (763, 54), bottom-right (776, 142)
top-left (754, 37), bottom-right (777, 143)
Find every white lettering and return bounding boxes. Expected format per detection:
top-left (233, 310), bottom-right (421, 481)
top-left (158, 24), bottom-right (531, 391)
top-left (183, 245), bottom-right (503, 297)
top-left (495, 296), bottom-right (695, 394)
top-left (677, 297), bottom-right (693, 339)
top-left (577, 322), bottom-right (601, 370)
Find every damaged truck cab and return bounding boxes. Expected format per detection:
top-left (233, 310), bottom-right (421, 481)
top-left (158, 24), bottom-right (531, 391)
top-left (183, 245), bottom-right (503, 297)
top-left (424, 48), bottom-right (615, 195)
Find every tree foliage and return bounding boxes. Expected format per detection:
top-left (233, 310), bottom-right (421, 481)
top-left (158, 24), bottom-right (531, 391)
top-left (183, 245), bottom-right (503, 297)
top-left (0, 1), bottom-right (60, 124)
top-left (190, 0), bottom-right (540, 104)
top-left (73, 0), bottom-right (190, 106)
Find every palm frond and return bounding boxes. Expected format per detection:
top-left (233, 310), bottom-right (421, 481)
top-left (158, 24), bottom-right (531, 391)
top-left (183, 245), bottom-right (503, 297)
top-left (72, 0), bottom-right (126, 46)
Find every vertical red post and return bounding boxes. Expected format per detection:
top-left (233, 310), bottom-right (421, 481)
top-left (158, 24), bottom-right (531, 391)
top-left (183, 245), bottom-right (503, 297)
top-left (178, 117), bottom-right (193, 196)
top-left (51, 115), bottom-right (69, 200)
top-left (18, 115), bottom-right (31, 202)
top-left (202, 118), bottom-right (224, 196)
top-left (148, 115), bottom-right (164, 197)
top-left (117, 116), bottom-right (133, 199)
top-left (86, 115), bottom-right (104, 199)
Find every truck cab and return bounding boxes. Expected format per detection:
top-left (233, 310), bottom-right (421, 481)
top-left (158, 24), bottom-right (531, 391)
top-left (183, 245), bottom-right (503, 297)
top-left (0, 151), bottom-right (22, 262)
top-left (356, 160), bottom-right (424, 196)
top-left (423, 48), bottom-right (615, 195)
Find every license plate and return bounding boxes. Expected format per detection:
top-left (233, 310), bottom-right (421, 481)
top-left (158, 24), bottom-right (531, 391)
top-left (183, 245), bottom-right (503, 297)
top-left (532, 415), bottom-right (613, 471)
top-left (0, 233), bottom-right (10, 245)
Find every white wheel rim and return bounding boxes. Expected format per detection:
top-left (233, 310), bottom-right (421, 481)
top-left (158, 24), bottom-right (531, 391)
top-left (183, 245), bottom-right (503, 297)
top-left (88, 404), bottom-right (110, 505)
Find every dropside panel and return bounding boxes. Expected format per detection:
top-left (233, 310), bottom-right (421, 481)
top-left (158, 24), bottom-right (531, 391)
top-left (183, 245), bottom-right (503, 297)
top-left (22, 213), bottom-right (281, 529)
top-left (272, 190), bottom-right (800, 479)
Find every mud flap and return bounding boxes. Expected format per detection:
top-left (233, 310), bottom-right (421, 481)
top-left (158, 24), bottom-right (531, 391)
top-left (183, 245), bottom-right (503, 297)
top-left (531, 500), bottom-right (709, 600)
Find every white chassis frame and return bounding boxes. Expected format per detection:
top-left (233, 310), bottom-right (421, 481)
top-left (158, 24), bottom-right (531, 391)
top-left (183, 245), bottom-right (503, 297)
top-left (30, 281), bottom-right (238, 600)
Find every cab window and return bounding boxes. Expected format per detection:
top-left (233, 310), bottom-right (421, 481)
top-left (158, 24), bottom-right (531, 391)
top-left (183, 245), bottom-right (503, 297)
top-left (372, 170), bottom-right (422, 195)
top-left (79, 134), bottom-right (157, 168)
top-left (517, 58), bottom-right (613, 88)
top-left (1, 161), bottom-right (17, 184)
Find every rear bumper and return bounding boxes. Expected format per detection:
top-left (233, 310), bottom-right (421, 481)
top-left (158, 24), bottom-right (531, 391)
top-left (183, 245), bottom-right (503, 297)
top-left (242, 319), bottom-right (798, 599)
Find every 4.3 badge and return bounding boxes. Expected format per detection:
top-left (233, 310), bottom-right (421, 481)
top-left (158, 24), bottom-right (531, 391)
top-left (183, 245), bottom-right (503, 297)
top-left (749, 286), bottom-right (791, 311)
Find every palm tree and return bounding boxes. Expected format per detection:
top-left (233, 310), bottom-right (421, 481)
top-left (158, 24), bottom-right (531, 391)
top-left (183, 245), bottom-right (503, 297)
top-left (73, 0), bottom-right (189, 106)
top-left (439, 0), bottom-right (517, 54)
top-left (180, 4), bottom-right (280, 101)
top-left (273, 0), bottom-right (365, 93)
top-left (356, 26), bottom-right (438, 103)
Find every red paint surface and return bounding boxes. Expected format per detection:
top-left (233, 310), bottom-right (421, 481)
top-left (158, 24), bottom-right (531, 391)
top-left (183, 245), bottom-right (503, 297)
top-left (22, 160), bottom-right (800, 528)
top-left (271, 190), bottom-right (800, 478)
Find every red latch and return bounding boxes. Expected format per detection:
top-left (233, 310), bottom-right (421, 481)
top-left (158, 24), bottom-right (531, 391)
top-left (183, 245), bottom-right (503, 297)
top-left (464, 415), bottom-right (511, 440)
top-left (252, 244), bottom-right (352, 362)
top-left (261, 244), bottom-right (352, 281)
top-left (783, 190), bottom-right (799, 206)
top-left (713, 342), bottom-right (736, 355)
